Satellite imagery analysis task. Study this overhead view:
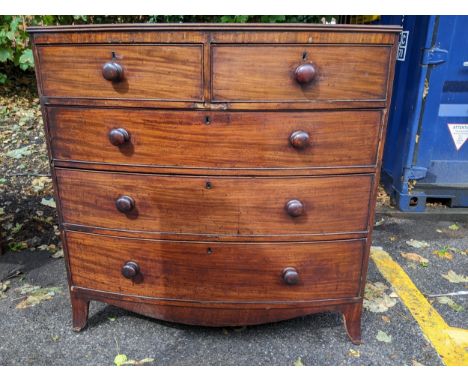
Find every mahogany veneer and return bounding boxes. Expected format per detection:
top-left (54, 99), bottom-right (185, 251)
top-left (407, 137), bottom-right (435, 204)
top-left (28, 23), bottom-right (400, 344)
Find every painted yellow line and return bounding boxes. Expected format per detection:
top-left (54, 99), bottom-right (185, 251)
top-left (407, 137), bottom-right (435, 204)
top-left (370, 247), bottom-right (468, 366)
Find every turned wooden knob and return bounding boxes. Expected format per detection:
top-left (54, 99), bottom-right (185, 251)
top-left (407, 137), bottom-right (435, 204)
top-left (122, 261), bottom-right (140, 279)
top-left (102, 61), bottom-right (123, 82)
top-left (115, 196), bottom-right (135, 213)
top-left (282, 267), bottom-right (299, 285)
top-left (285, 199), bottom-right (304, 217)
top-left (289, 130), bottom-right (310, 149)
top-left (109, 128), bottom-right (130, 146)
top-left (294, 63), bottom-right (317, 85)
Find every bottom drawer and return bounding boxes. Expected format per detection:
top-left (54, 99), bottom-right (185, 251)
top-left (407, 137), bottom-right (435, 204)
top-left (66, 231), bottom-right (364, 302)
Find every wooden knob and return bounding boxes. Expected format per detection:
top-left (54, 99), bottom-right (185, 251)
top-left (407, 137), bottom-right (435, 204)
top-left (285, 199), bottom-right (304, 217)
top-left (115, 196), bottom-right (135, 213)
top-left (294, 63), bottom-right (317, 85)
top-left (122, 261), bottom-right (140, 279)
top-left (289, 130), bottom-right (310, 149)
top-left (102, 61), bottom-right (123, 82)
top-left (109, 128), bottom-right (130, 146)
top-left (282, 267), bottom-right (299, 285)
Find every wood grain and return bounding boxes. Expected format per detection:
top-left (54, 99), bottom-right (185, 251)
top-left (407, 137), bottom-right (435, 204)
top-left (56, 169), bottom-right (373, 237)
top-left (66, 231), bottom-right (364, 302)
top-left (48, 108), bottom-right (382, 170)
top-left (212, 45), bottom-right (390, 102)
top-left (37, 45), bottom-right (203, 100)
top-left (27, 24), bottom-right (400, 339)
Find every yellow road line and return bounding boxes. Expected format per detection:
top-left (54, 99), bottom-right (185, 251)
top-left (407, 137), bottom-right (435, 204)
top-left (370, 247), bottom-right (468, 366)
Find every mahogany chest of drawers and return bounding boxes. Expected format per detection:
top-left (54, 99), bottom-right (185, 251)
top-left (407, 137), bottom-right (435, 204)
top-left (28, 23), bottom-right (400, 344)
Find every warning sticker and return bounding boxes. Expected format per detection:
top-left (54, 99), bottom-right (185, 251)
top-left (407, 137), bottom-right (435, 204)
top-left (448, 124), bottom-right (468, 150)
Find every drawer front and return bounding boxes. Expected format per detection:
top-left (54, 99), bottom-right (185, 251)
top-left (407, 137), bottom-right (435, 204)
top-left (56, 169), bottom-right (372, 237)
top-left (67, 231), bottom-right (364, 302)
top-left (49, 108), bottom-right (382, 170)
top-left (212, 45), bottom-right (391, 102)
top-left (37, 45), bottom-right (203, 100)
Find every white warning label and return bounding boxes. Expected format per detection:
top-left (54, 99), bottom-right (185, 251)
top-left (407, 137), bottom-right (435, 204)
top-left (448, 124), bottom-right (468, 150)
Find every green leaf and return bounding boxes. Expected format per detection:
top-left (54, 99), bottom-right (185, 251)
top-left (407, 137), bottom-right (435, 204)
top-left (114, 354), bottom-right (128, 366)
top-left (0, 73), bottom-right (6, 84)
top-left (11, 222), bottom-right (23, 234)
top-left (448, 223), bottom-right (460, 231)
top-left (18, 48), bottom-right (34, 70)
top-left (376, 330), bottom-right (392, 343)
top-left (0, 47), bottom-right (13, 62)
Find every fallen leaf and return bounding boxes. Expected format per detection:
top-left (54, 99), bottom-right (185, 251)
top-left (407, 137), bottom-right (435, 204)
top-left (114, 354), bottom-right (128, 366)
top-left (16, 283), bottom-right (41, 295)
top-left (0, 207), bottom-right (4, 215)
top-left (10, 222), bottom-right (23, 234)
top-left (376, 330), bottom-right (392, 343)
top-left (122, 357), bottom-right (155, 366)
top-left (381, 315), bottom-right (391, 323)
top-left (108, 316), bottom-right (117, 322)
top-left (436, 296), bottom-right (464, 312)
top-left (374, 218), bottom-right (385, 227)
top-left (348, 349), bottom-right (360, 358)
top-left (389, 236), bottom-right (397, 241)
top-left (400, 252), bottom-right (429, 266)
top-left (0, 280), bottom-right (11, 299)
top-left (51, 335), bottom-right (60, 342)
top-left (412, 360), bottom-right (424, 366)
top-left (448, 224), bottom-right (460, 231)
top-left (363, 282), bottom-right (397, 313)
top-left (6, 145), bottom-right (32, 159)
top-left (436, 229), bottom-right (443, 233)
top-left (293, 357), bottom-right (304, 366)
top-left (442, 270), bottom-right (468, 284)
top-left (31, 176), bottom-right (52, 193)
top-left (406, 239), bottom-right (430, 249)
top-left (432, 246), bottom-right (453, 260)
top-left (50, 249), bottom-right (64, 259)
top-left (15, 285), bottom-right (61, 309)
top-left (40, 197), bottom-right (56, 208)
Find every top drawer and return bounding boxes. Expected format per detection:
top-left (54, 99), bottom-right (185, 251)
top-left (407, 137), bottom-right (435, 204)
top-left (212, 45), bottom-right (391, 102)
top-left (36, 45), bottom-right (203, 101)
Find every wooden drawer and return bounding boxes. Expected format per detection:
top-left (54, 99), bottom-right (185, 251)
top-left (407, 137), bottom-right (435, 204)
top-left (36, 45), bottom-right (203, 100)
top-left (56, 169), bottom-right (372, 238)
top-left (212, 45), bottom-right (391, 102)
top-left (48, 108), bottom-right (382, 171)
top-left (67, 231), bottom-right (364, 302)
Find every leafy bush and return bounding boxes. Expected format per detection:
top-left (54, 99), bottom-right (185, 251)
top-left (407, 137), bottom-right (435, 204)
top-left (0, 15), bottom-right (334, 83)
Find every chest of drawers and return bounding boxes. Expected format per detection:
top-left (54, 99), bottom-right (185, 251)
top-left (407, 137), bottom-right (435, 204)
top-left (28, 23), bottom-right (400, 344)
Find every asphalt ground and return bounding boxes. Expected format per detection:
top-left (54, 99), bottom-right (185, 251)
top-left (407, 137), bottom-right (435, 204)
top-left (0, 214), bottom-right (466, 366)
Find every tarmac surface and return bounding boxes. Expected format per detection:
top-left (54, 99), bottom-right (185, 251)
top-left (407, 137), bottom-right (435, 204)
top-left (0, 213), bottom-right (466, 365)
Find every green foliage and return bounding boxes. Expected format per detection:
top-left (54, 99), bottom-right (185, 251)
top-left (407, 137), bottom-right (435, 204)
top-left (0, 15), bottom-right (335, 81)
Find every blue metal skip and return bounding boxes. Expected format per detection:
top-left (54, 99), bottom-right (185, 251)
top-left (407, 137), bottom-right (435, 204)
top-left (379, 16), bottom-right (468, 211)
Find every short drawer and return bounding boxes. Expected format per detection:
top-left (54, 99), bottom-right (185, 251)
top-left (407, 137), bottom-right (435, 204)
top-left (48, 108), bottom-right (382, 171)
top-left (212, 45), bottom-right (391, 102)
top-left (36, 45), bottom-right (203, 100)
top-left (56, 169), bottom-right (373, 238)
top-left (67, 231), bottom-right (364, 302)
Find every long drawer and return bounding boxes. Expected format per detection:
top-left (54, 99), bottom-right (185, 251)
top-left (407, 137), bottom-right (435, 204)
top-left (212, 45), bottom-right (391, 102)
top-left (56, 169), bottom-right (373, 238)
top-left (36, 45), bottom-right (203, 100)
top-left (48, 108), bottom-right (382, 171)
top-left (67, 231), bottom-right (364, 302)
